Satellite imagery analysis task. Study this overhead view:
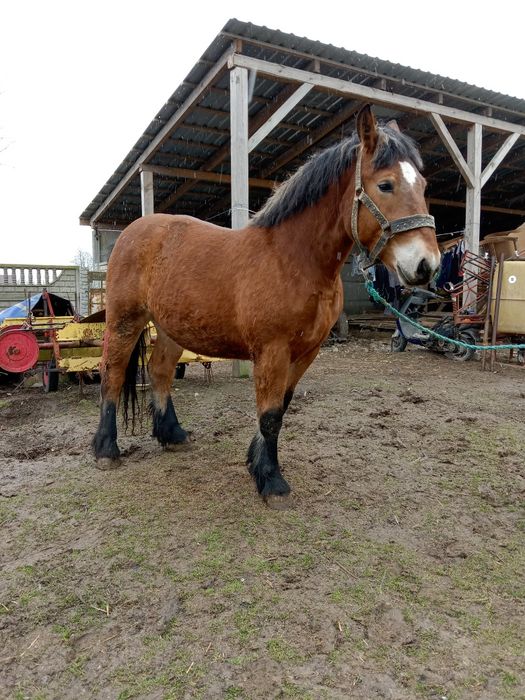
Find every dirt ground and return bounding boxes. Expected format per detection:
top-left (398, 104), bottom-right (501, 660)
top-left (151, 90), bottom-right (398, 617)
top-left (1, 338), bottom-right (524, 700)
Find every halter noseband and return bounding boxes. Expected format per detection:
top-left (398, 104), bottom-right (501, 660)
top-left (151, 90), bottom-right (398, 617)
top-left (350, 147), bottom-right (435, 271)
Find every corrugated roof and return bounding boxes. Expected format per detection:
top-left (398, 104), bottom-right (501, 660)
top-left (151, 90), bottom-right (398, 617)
top-left (80, 19), bottom-right (525, 235)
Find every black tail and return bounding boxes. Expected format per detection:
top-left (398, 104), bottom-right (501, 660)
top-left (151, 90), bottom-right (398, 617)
top-left (122, 329), bottom-right (148, 433)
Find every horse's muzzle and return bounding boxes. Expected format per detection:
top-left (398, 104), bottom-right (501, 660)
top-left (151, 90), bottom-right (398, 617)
top-left (398, 257), bottom-right (439, 286)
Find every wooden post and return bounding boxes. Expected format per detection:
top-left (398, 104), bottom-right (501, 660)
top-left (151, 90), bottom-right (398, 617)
top-left (465, 123), bottom-right (482, 254)
top-left (92, 228), bottom-right (101, 270)
top-left (463, 123), bottom-right (483, 309)
top-left (140, 169), bottom-right (154, 216)
top-left (490, 254), bottom-right (505, 371)
top-left (230, 65), bottom-right (251, 378)
top-left (481, 256), bottom-right (496, 372)
top-left (230, 66), bottom-right (249, 230)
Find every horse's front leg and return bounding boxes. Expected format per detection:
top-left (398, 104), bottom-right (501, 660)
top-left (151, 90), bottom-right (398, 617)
top-left (248, 344), bottom-right (291, 501)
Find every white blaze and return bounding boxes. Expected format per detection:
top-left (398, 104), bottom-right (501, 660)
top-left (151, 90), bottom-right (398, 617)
top-left (400, 161), bottom-right (417, 187)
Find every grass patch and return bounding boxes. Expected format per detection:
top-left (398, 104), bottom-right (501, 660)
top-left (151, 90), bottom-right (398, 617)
top-left (67, 654), bottom-right (88, 678)
top-left (280, 680), bottom-right (315, 698)
top-left (233, 606), bottom-right (259, 642)
top-left (266, 638), bottom-right (303, 663)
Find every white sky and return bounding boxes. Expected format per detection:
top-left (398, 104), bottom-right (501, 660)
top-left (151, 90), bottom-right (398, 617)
top-left (1, 0), bottom-right (524, 265)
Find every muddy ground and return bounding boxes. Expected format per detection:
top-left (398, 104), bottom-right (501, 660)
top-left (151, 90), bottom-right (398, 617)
top-left (0, 338), bottom-right (524, 700)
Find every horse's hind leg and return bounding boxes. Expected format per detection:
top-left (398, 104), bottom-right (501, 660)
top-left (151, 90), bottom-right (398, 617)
top-left (93, 315), bottom-right (147, 468)
top-left (247, 344), bottom-right (291, 500)
top-left (148, 328), bottom-right (189, 449)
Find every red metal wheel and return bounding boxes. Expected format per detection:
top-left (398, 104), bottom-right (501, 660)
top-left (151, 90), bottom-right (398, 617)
top-left (0, 328), bottom-right (39, 373)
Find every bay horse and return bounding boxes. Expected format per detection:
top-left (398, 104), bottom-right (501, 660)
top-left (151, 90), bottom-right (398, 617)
top-left (93, 105), bottom-right (440, 503)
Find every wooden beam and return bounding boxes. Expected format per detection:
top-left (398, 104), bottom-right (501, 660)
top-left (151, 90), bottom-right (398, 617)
top-left (481, 132), bottom-right (520, 188)
top-left (424, 128), bottom-right (507, 181)
top-left (465, 123), bottom-right (483, 254)
top-left (229, 54), bottom-right (525, 136)
top-left (202, 98), bottom-right (361, 221)
top-left (156, 81), bottom-right (314, 213)
top-left (428, 198), bottom-right (525, 217)
top-left (260, 100), bottom-right (361, 178)
top-left (429, 113), bottom-right (475, 187)
top-left (248, 83), bottom-right (314, 153)
top-left (140, 169), bottom-right (154, 216)
top-left (230, 66), bottom-right (250, 229)
top-left (182, 82), bottom-right (334, 118)
top-left (230, 66), bottom-right (251, 380)
top-left (222, 31), bottom-right (525, 124)
top-left (140, 164), bottom-right (275, 189)
top-left (88, 45), bottom-right (234, 226)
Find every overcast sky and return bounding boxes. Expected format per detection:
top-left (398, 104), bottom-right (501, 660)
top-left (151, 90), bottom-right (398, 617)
top-left (1, 0), bottom-right (524, 265)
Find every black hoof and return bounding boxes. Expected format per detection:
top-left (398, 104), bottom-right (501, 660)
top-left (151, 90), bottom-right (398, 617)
top-left (164, 435), bottom-right (192, 451)
top-left (151, 396), bottom-right (188, 447)
top-left (260, 473), bottom-right (291, 497)
top-left (92, 433), bottom-right (120, 461)
top-left (265, 493), bottom-right (293, 510)
top-left (93, 401), bottom-right (120, 460)
top-left (95, 457), bottom-right (122, 470)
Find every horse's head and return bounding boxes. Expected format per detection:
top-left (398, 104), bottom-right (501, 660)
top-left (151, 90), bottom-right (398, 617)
top-left (345, 105), bottom-right (440, 286)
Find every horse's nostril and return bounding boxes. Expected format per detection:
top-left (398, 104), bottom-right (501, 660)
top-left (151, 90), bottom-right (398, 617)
top-left (416, 258), bottom-right (431, 280)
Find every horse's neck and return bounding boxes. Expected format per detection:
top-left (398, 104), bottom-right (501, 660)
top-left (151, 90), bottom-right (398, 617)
top-left (273, 187), bottom-right (353, 283)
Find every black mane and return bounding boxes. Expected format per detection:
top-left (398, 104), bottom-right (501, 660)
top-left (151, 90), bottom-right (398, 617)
top-left (251, 125), bottom-right (423, 229)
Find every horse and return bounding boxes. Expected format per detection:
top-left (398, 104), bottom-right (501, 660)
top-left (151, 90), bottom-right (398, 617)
top-left (93, 105), bottom-right (440, 504)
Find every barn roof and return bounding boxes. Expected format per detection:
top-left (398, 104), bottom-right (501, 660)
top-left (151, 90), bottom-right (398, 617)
top-left (80, 18), bottom-right (525, 235)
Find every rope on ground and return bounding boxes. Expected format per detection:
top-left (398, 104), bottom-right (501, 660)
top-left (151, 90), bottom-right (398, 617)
top-left (365, 280), bottom-right (525, 352)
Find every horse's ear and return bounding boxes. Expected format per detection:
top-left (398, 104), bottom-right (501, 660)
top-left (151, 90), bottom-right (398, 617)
top-left (356, 104), bottom-right (379, 154)
top-left (386, 119), bottom-right (401, 133)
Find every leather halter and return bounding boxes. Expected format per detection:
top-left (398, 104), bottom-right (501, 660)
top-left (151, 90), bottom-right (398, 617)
top-left (350, 147), bottom-right (435, 271)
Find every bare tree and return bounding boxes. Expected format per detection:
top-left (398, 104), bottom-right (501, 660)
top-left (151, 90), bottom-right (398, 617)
top-left (72, 249), bottom-right (94, 271)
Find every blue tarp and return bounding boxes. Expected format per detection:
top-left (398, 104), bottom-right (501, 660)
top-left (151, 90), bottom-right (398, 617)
top-left (0, 294), bottom-right (44, 321)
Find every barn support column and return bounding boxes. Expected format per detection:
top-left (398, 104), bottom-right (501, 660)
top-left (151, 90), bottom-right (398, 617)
top-left (140, 169), bottom-right (155, 216)
top-left (230, 66), bottom-right (250, 229)
top-left (429, 114), bottom-right (482, 308)
top-left (92, 228), bottom-right (101, 270)
top-left (429, 116), bottom-right (522, 255)
top-left (230, 65), bottom-right (251, 379)
top-left (465, 123), bottom-right (482, 254)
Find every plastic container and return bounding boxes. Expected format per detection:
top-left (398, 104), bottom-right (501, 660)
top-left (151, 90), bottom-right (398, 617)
top-left (491, 260), bottom-right (525, 333)
top-left (481, 233), bottom-right (518, 260)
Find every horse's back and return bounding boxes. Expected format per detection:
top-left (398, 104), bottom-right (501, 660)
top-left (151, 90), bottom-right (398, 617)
top-left (107, 214), bottom-right (237, 285)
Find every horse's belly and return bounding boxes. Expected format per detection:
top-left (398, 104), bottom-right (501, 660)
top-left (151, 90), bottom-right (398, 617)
top-left (153, 315), bottom-right (249, 360)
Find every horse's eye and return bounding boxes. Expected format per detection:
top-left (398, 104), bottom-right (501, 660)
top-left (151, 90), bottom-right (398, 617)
top-left (378, 181), bottom-right (394, 193)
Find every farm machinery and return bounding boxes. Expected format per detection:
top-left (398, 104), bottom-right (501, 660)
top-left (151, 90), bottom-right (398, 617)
top-left (0, 290), bottom-right (219, 390)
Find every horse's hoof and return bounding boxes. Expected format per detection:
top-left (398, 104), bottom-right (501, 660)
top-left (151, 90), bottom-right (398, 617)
top-left (264, 494), bottom-right (293, 510)
top-left (95, 457), bottom-right (121, 470)
top-left (164, 437), bottom-right (192, 452)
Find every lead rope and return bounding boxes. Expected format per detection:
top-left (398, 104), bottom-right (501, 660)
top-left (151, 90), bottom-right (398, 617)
top-left (365, 279), bottom-right (525, 351)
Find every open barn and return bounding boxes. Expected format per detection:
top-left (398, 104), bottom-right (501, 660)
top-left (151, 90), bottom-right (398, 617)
top-left (80, 19), bottom-right (525, 317)
top-left (2, 19), bottom-right (525, 700)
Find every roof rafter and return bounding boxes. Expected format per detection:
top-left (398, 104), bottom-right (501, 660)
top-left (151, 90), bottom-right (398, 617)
top-left (229, 53), bottom-right (525, 135)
